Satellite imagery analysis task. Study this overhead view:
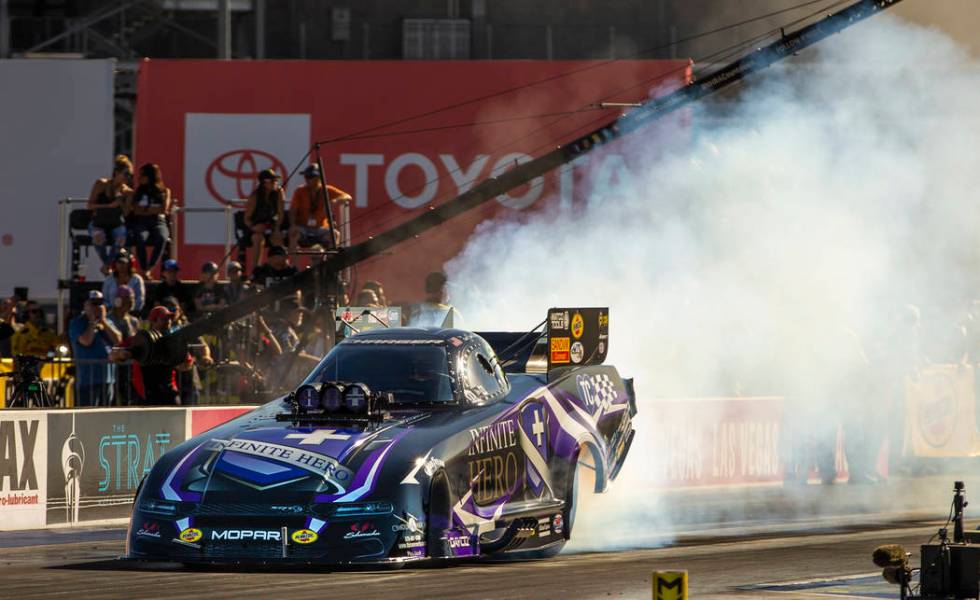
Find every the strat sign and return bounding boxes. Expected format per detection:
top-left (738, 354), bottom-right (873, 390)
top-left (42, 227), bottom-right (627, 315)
top-left (135, 59), bottom-right (691, 299)
top-left (0, 414), bottom-right (47, 529)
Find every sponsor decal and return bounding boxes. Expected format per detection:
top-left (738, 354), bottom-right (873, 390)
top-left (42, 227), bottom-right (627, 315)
top-left (598, 313), bottom-right (609, 329)
top-left (467, 419), bottom-right (522, 504)
top-left (570, 341), bottom-right (585, 364)
top-left (270, 505), bottom-right (304, 513)
top-left (392, 513), bottom-right (424, 534)
top-left (576, 373), bottom-right (617, 416)
top-left (398, 540), bottom-right (426, 550)
top-left (206, 438), bottom-right (353, 488)
top-left (284, 430), bottom-right (352, 445)
top-left (598, 341), bottom-right (606, 355)
top-left (549, 310), bottom-right (570, 331)
top-left (570, 313), bottom-right (584, 339)
top-left (98, 426), bottom-right (171, 493)
top-left (552, 513), bottom-right (564, 534)
top-left (211, 529), bottom-right (282, 541)
top-left (0, 419), bottom-right (39, 493)
top-left (179, 527), bottom-right (202, 543)
top-left (0, 415), bottom-right (46, 529)
top-left (291, 529), bottom-right (318, 544)
top-left (344, 522), bottom-right (380, 539)
top-left (137, 521), bottom-right (161, 538)
top-left (445, 530), bottom-right (475, 557)
top-left (550, 337), bottom-right (570, 364)
top-left (537, 516), bottom-right (551, 534)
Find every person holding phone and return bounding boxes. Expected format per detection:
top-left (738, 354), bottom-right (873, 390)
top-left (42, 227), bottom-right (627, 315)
top-left (69, 291), bottom-right (122, 406)
top-left (243, 168), bottom-right (285, 271)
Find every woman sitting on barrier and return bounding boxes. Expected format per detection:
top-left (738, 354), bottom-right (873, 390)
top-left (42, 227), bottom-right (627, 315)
top-left (243, 168), bottom-right (285, 271)
top-left (86, 155), bottom-right (133, 274)
top-left (128, 163), bottom-right (172, 279)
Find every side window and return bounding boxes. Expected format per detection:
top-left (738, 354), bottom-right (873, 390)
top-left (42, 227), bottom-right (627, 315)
top-left (461, 342), bottom-right (510, 404)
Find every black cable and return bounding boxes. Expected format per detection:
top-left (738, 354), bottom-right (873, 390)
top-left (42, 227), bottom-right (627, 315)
top-left (312, 0), bottom-right (841, 147)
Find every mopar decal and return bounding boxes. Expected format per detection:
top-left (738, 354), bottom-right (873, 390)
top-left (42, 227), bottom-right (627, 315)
top-left (212, 530), bottom-right (282, 541)
top-left (207, 438), bottom-right (354, 488)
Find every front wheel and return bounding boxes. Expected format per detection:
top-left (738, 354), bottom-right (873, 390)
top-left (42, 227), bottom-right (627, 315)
top-left (425, 470), bottom-right (452, 558)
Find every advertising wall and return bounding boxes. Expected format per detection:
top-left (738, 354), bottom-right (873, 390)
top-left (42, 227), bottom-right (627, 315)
top-left (0, 59), bottom-right (115, 299)
top-left (134, 59), bottom-right (692, 300)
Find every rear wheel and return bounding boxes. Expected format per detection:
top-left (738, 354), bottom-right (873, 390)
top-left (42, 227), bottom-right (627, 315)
top-left (564, 446), bottom-right (598, 541)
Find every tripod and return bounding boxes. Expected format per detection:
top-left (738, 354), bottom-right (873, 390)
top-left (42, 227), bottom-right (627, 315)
top-left (1, 372), bottom-right (55, 408)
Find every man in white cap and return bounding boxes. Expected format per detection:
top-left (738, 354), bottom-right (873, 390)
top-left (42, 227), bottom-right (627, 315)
top-left (69, 290), bottom-right (122, 406)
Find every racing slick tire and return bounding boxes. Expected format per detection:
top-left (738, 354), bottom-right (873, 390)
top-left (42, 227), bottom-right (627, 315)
top-left (565, 446), bottom-right (598, 541)
top-left (426, 470), bottom-right (453, 558)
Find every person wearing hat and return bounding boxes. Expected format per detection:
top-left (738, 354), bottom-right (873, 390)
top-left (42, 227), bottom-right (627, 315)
top-left (224, 260), bottom-right (251, 304)
top-left (10, 300), bottom-right (59, 357)
top-left (194, 261), bottom-right (227, 316)
top-left (251, 245), bottom-right (297, 291)
top-left (243, 167), bottom-right (285, 270)
top-left (288, 164), bottom-right (351, 257)
top-left (147, 259), bottom-right (192, 318)
top-left (108, 286), bottom-right (140, 339)
top-left (69, 290), bottom-right (122, 406)
top-left (101, 249), bottom-right (145, 313)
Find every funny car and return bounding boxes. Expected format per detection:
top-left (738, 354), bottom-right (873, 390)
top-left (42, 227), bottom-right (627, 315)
top-left (126, 307), bottom-right (636, 564)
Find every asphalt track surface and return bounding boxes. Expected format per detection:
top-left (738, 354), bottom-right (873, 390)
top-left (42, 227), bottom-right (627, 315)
top-left (0, 521), bottom-right (935, 599)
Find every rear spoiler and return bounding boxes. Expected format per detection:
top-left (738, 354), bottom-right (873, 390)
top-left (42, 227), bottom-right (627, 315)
top-left (477, 307), bottom-right (609, 377)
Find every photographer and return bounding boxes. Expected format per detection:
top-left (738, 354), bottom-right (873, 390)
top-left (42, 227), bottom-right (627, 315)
top-left (69, 291), bottom-right (122, 406)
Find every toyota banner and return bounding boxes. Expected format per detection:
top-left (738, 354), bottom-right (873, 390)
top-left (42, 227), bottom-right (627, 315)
top-left (134, 59), bottom-right (691, 300)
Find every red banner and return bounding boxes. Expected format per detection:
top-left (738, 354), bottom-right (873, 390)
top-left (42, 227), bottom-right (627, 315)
top-left (134, 59), bottom-right (691, 300)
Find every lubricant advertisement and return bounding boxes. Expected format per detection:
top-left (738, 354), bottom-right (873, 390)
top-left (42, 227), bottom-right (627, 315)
top-left (45, 409), bottom-right (187, 526)
top-left (134, 59), bottom-right (691, 299)
top-left (905, 364), bottom-right (980, 457)
top-left (0, 413), bottom-right (47, 529)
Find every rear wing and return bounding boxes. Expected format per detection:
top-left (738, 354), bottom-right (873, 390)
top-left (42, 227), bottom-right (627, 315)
top-left (477, 307), bottom-right (609, 377)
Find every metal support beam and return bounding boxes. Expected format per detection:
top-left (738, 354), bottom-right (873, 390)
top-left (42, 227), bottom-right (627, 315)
top-left (254, 0), bottom-right (265, 59)
top-left (0, 0), bottom-right (9, 58)
top-left (217, 0), bottom-right (231, 59)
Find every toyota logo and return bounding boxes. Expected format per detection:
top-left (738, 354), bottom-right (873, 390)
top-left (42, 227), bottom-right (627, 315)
top-left (205, 149), bottom-right (287, 205)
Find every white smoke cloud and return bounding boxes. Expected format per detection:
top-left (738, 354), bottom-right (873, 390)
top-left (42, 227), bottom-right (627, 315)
top-left (445, 15), bottom-right (980, 549)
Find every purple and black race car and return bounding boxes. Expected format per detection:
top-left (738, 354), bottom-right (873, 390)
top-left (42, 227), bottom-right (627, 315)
top-left (125, 307), bottom-right (636, 565)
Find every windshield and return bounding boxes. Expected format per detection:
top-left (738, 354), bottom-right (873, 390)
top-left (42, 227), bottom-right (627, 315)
top-left (305, 343), bottom-right (455, 404)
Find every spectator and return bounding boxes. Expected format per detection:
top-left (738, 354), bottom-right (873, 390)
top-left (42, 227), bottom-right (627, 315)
top-left (405, 271), bottom-right (462, 328)
top-left (356, 289), bottom-right (382, 308)
top-left (108, 287), bottom-right (140, 339)
top-left (243, 168), bottom-right (285, 270)
top-left (10, 300), bottom-right (59, 357)
top-left (161, 295), bottom-right (213, 406)
top-left (194, 261), bottom-right (227, 316)
top-left (0, 297), bottom-right (21, 358)
top-left (69, 290), bottom-right (122, 406)
top-left (288, 165), bottom-right (351, 255)
top-left (149, 259), bottom-right (192, 314)
top-left (87, 155), bottom-right (133, 273)
top-left (134, 306), bottom-right (182, 405)
top-left (102, 250), bottom-right (145, 313)
top-left (128, 163), bottom-right (172, 279)
top-left (251, 245), bottom-right (297, 290)
top-left (108, 287), bottom-right (140, 405)
top-left (361, 280), bottom-right (388, 307)
top-left (267, 295), bottom-right (319, 383)
top-left (224, 260), bottom-right (251, 304)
